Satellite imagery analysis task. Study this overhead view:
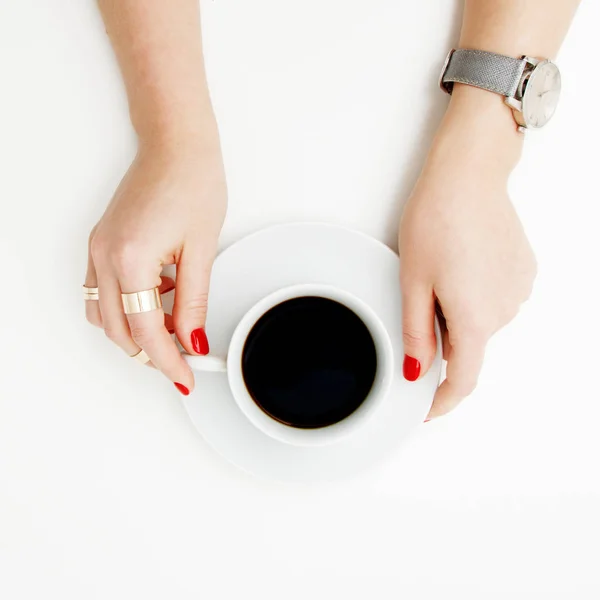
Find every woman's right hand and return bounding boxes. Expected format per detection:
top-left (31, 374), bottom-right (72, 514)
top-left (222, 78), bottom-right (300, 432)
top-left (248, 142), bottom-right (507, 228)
top-left (85, 137), bottom-right (227, 395)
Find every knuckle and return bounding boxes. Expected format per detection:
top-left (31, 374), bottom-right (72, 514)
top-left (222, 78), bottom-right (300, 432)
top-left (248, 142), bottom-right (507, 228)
top-left (530, 257), bottom-right (539, 280)
top-left (521, 263), bottom-right (537, 302)
top-left (88, 225), bottom-right (99, 251)
top-left (89, 230), bottom-right (144, 275)
top-left (104, 326), bottom-right (125, 345)
top-left (182, 293), bottom-right (209, 317)
top-left (129, 324), bottom-right (153, 348)
top-left (402, 328), bottom-right (430, 348)
top-left (524, 275), bottom-right (537, 302)
top-left (89, 234), bottom-right (108, 263)
top-left (110, 242), bottom-right (144, 276)
top-left (502, 303), bottom-right (520, 324)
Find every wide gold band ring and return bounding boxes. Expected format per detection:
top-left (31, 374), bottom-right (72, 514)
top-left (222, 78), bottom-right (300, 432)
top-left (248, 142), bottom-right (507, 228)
top-left (121, 287), bottom-right (162, 315)
top-left (83, 285), bottom-right (99, 301)
top-left (131, 348), bottom-right (150, 364)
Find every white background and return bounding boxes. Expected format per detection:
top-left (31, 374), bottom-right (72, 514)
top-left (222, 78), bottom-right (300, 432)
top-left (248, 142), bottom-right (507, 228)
top-left (1, 0), bottom-right (599, 598)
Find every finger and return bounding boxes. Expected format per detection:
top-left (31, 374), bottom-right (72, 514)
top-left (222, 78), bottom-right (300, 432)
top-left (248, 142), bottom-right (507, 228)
top-left (427, 336), bottom-right (486, 419)
top-left (173, 244), bottom-right (215, 356)
top-left (126, 307), bottom-right (194, 394)
top-left (137, 310), bottom-right (174, 367)
top-left (118, 264), bottom-right (194, 393)
top-left (97, 270), bottom-right (141, 358)
top-left (85, 233), bottom-right (102, 328)
top-left (401, 278), bottom-right (437, 382)
top-left (91, 274), bottom-right (173, 332)
top-left (95, 269), bottom-right (174, 366)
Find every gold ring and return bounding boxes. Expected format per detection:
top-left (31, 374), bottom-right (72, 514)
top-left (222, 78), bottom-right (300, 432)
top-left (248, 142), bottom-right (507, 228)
top-left (83, 285), bottom-right (99, 301)
top-left (121, 287), bottom-right (162, 315)
top-left (131, 348), bottom-right (150, 364)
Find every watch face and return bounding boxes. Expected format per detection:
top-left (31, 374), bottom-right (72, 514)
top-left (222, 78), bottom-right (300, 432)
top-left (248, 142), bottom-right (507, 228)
top-left (522, 61), bottom-right (561, 129)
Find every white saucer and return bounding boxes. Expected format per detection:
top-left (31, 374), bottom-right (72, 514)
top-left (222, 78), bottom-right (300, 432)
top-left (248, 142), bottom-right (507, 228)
top-left (182, 223), bottom-right (442, 482)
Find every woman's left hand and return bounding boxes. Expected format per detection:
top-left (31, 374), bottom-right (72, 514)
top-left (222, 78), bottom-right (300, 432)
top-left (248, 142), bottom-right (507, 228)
top-left (399, 85), bottom-right (537, 420)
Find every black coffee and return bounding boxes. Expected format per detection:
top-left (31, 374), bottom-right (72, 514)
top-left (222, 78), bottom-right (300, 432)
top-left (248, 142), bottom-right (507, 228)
top-left (241, 296), bottom-right (377, 429)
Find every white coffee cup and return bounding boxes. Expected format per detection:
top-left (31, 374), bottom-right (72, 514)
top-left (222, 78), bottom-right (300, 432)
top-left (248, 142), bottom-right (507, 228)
top-left (183, 284), bottom-right (394, 447)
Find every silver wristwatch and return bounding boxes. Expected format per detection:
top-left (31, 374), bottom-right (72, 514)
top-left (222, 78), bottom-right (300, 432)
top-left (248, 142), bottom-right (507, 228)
top-left (439, 48), bottom-right (561, 133)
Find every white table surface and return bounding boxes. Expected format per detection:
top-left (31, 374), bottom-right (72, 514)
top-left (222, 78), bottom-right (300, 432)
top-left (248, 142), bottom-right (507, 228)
top-left (1, 1), bottom-right (599, 598)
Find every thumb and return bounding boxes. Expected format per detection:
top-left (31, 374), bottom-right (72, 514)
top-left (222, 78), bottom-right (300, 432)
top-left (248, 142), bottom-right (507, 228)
top-left (173, 246), bottom-right (214, 356)
top-left (401, 280), bottom-right (437, 382)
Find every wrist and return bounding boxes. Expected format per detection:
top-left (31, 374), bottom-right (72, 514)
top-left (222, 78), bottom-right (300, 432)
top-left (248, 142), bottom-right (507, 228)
top-left (137, 121), bottom-right (222, 162)
top-left (131, 94), bottom-right (220, 153)
top-left (431, 83), bottom-right (524, 176)
top-left (136, 121), bottom-right (222, 168)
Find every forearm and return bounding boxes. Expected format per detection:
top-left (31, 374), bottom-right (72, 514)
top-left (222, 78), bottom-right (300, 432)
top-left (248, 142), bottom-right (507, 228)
top-left (433, 0), bottom-right (581, 168)
top-left (459, 0), bottom-right (580, 58)
top-left (97, 0), bottom-right (216, 146)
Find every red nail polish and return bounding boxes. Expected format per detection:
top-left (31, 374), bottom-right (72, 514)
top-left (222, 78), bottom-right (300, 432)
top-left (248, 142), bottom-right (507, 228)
top-left (190, 328), bottom-right (209, 355)
top-left (161, 286), bottom-right (176, 295)
top-left (424, 419), bottom-right (431, 423)
top-left (403, 355), bottom-right (421, 381)
top-left (174, 383), bottom-right (190, 396)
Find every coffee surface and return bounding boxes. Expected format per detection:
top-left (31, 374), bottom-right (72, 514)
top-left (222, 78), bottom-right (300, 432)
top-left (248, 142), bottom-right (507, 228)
top-left (241, 296), bottom-right (377, 429)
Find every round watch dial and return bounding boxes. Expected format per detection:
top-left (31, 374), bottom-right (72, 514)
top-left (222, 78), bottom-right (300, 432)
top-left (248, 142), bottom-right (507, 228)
top-left (522, 61), bottom-right (561, 129)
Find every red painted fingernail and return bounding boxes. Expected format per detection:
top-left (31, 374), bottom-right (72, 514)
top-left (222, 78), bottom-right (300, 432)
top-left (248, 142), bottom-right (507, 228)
top-left (403, 355), bottom-right (421, 381)
top-left (174, 383), bottom-right (190, 396)
top-left (161, 286), bottom-right (176, 295)
top-left (424, 419), bottom-right (431, 423)
top-left (167, 328), bottom-right (175, 335)
top-left (190, 328), bottom-right (209, 355)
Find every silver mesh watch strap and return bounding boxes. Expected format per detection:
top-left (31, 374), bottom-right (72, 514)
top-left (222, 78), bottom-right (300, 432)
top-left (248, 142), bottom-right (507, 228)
top-left (441, 49), bottom-right (528, 97)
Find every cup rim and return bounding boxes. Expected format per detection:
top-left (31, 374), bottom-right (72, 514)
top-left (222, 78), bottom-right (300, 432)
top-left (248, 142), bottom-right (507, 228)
top-left (225, 283), bottom-right (394, 447)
